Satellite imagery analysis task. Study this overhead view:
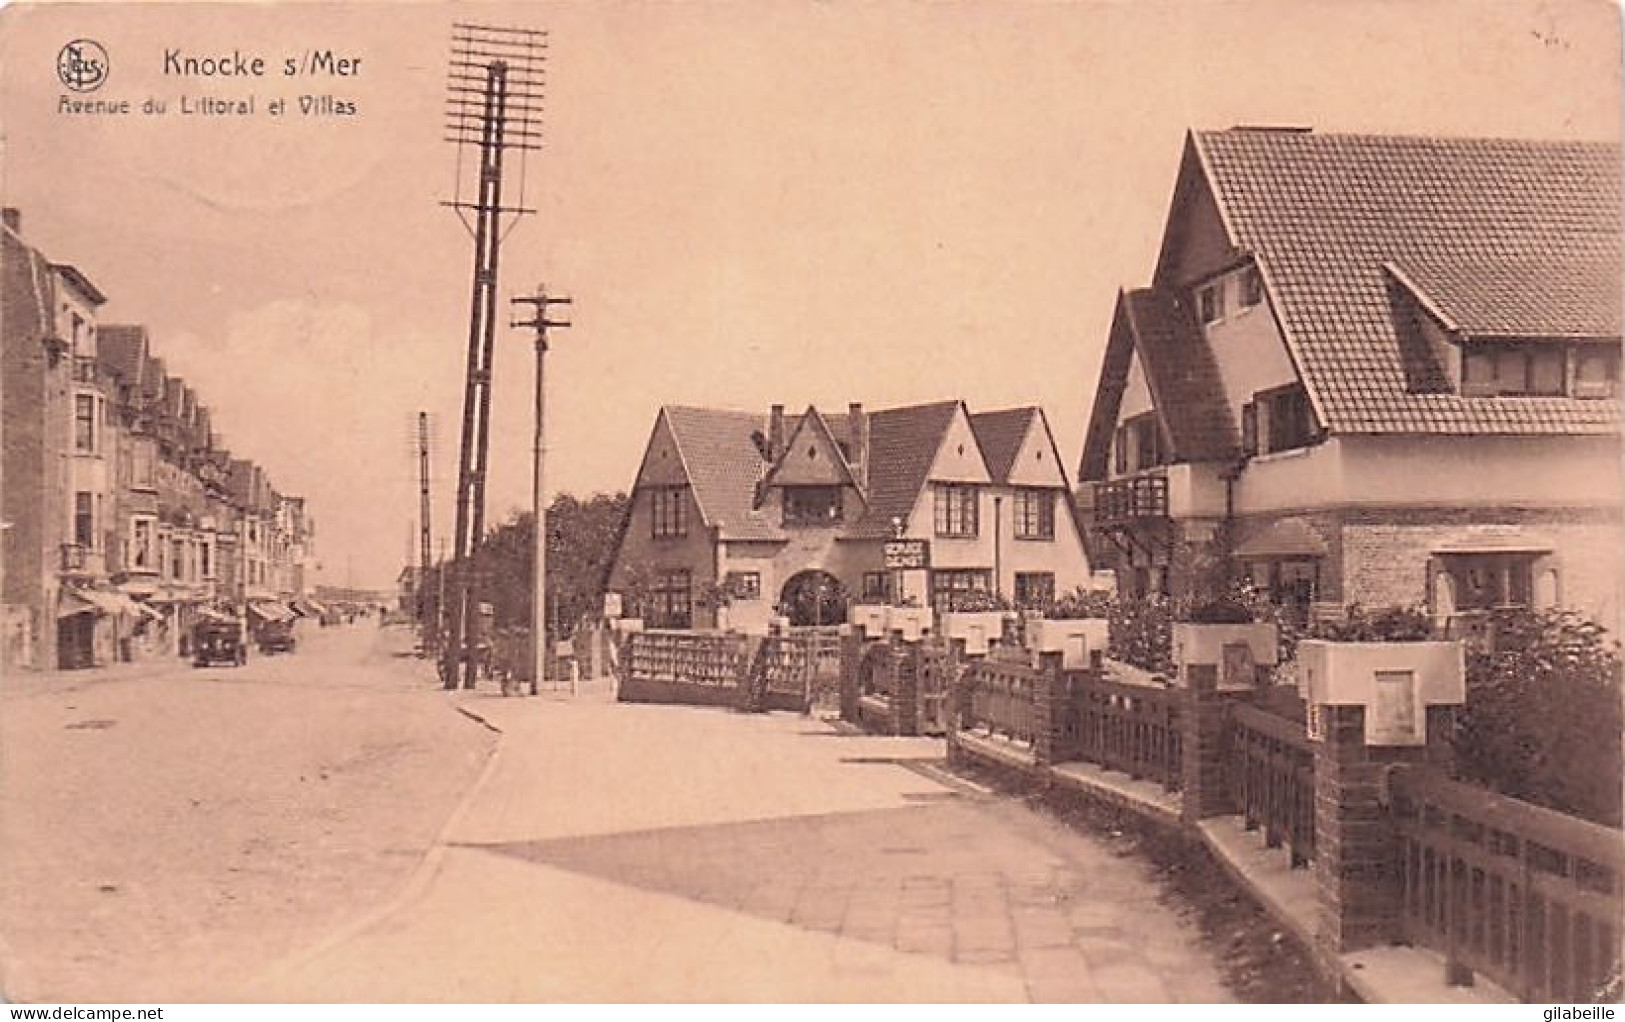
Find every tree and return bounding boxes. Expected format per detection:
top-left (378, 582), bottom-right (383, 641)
top-left (468, 491), bottom-right (630, 642)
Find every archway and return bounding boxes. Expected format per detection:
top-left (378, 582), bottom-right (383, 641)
top-left (779, 570), bottom-right (847, 627)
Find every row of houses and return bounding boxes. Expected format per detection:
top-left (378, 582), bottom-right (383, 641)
top-left (2, 208), bottom-right (317, 671)
top-left (608, 128), bottom-right (1622, 633)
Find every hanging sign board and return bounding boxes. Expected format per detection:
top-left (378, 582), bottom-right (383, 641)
top-left (884, 539), bottom-right (930, 570)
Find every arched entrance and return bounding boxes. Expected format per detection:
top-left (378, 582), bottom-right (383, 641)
top-left (779, 570), bottom-right (847, 627)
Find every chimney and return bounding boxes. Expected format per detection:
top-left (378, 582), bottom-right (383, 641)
top-left (768, 404), bottom-right (785, 462)
top-left (848, 402), bottom-right (868, 493)
top-left (1, 208), bottom-right (18, 234)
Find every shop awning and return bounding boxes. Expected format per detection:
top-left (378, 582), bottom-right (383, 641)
top-left (196, 607), bottom-right (236, 624)
top-left (1233, 518), bottom-right (1329, 559)
top-left (249, 601), bottom-right (294, 623)
top-left (132, 600), bottom-right (166, 622)
top-left (292, 598), bottom-right (328, 618)
top-left (57, 591), bottom-right (97, 618)
top-left (59, 589), bottom-right (138, 618)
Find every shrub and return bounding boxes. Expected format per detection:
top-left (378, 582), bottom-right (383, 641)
top-left (1046, 587), bottom-right (1114, 620)
top-left (1108, 595), bottom-right (1175, 675)
top-left (1183, 599), bottom-right (1255, 624)
top-left (1455, 610), bottom-right (1623, 828)
top-left (951, 590), bottom-right (1011, 613)
top-left (1307, 603), bottom-right (1434, 642)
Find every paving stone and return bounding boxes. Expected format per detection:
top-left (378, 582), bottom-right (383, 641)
top-left (1073, 935), bottom-right (1141, 968)
top-left (1011, 908), bottom-right (1075, 949)
top-left (1090, 963), bottom-right (1173, 1004)
top-left (955, 948), bottom-right (1016, 966)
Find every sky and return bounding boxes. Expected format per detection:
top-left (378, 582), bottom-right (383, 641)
top-left (2, 0), bottom-right (1619, 588)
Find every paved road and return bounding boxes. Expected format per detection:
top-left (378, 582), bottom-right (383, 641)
top-left (0, 623), bottom-right (494, 1003)
top-left (247, 687), bottom-right (1234, 1003)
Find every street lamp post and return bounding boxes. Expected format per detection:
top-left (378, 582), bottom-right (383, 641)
top-left (512, 284), bottom-right (572, 696)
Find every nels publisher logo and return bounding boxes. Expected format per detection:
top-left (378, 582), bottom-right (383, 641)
top-left (57, 39), bottom-right (110, 92)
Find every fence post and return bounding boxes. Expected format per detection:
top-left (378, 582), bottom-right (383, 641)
top-left (945, 638), bottom-right (971, 768)
top-left (1312, 703), bottom-right (1450, 964)
top-left (1034, 651), bottom-right (1065, 768)
top-left (1180, 664), bottom-right (1233, 823)
top-left (895, 640), bottom-right (920, 737)
top-left (839, 630), bottom-right (863, 723)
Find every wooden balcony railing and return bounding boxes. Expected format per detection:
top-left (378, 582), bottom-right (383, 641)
top-left (626, 630), bottom-right (743, 687)
top-left (1093, 471), bottom-right (1169, 526)
top-left (1229, 703), bottom-right (1317, 868)
top-left (1390, 766), bottom-right (1624, 1002)
top-left (1065, 670), bottom-right (1183, 790)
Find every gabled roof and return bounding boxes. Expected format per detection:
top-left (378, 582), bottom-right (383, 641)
top-left (968, 408), bottom-right (1036, 484)
top-left (760, 404), bottom-right (862, 493)
top-left (1079, 288), bottom-right (1241, 481)
top-left (1187, 128), bottom-right (1621, 435)
top-left (659, 406), bottom-right (781, 541)
top-left (97, 325), bottom-right (148, 385)
top-left (849, 401), bottom-right (962, 539)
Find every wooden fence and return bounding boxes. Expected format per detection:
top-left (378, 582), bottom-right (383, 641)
top-left (1229, 702), bottom-right (1317, 868)
top-left (962, 657), bottom-right (1038, 746)
top-left (1065, 670), bottom-right (1183, 790)
top-left (1390, 766), bottom-right (1625, 1002)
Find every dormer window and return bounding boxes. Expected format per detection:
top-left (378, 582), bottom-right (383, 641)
top-left (1239, 267), bottom-right (1264, 309)
top-left (1574, 345), bottom-right (1621, 399)
top-left (1462, 345), bottom-right (1568, 398)
top-left (782, 485), bottom-right (842, 526)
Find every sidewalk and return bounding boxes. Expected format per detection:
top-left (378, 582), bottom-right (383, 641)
top-left (248, 692), bottom-right (1234, 1002)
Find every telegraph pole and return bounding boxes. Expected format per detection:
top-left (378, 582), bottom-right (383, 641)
top-left (512, 284), bottom-right (572, 695)
top-left (440, 23), bottom-right (547, 690)
top-left (417, 411), bottom-right (433, 649)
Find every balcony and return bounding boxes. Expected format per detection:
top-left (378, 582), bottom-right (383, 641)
top-left (58, 542), bottom-right (104, 577)
top-left (71, 356), bottom-right (100, 386)
top-left (1094, 470), bottom-right (1168, 526)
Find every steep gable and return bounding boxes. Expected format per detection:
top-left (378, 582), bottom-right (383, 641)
top-left (1000, 410), bottom-right (1068, 489)
top-left (632, 410), bottom-right (691, 489)
top-left (849, 401), bottom-right (960, 539)
top-left (925, 404), bottom-right (993, 486)
top-left (762, 405), bottom-right (861, 491)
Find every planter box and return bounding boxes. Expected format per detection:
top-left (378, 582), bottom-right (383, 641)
top-left (890, 606), bottom-right (933, 642)
top-left (1173, 622), bottom-right (1278, 691)
top-left (1297, 638), bottom-right (1465, 747)
top-left (941, 611), bottom-right (1006, 655)
top-left (850, 604), bottom-right (890, 638)
top-left (1027, 617), bottom-right (1109, 669)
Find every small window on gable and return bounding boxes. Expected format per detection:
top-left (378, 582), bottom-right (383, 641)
top-left (1239, 267), bottom-right (1264, 309)
top-left (1198, 282), bottom-right (1225, 325)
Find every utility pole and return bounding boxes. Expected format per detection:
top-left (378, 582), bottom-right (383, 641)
top-left (440, 23), bottom-right (547, 690)
top-left (512, 284), bottom-right (571, 696)
top-left (417, 410), bottom-right (433, 649)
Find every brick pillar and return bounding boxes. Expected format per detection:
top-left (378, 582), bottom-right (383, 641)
top-left (839, 630), bottom-right (863, 723)
top-left (894, 641), bottom-right (920, 737)
top-left (1033, 651), bottom-right (1066, 768)
top-left (945, 638), bottom-right (971, 767)
top-left (1180, 664), bottom-right (1235, 823)
top-left (1313, 703), bottom-right (1453, 961)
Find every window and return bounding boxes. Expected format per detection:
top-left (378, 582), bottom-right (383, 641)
top-left (1444, 553), bottom-right (1535, 611)
top-left (930, 569), bottom-right (991, 612)
top-left (933, 484), bottom-right (979, 538)
top-left (171, 538), bottom-right (185, 581)
top-left (649, 487), bottom-right (687, 539)
top-left (782, 485), bottom-right (843, 526)
top-left (1012, 488), bottom-right (1055, 540)
top-left (200, 540), bottom-right (213, 579)
top-left (1239, 267), bottom-right (1264, 309)
top-left (131, 440), bottom-right (157, 490)
top-left (1462, 345), bottom-right (1567, 397)
top-left (1574, 346), bottom-right (1621, 399)
top-left (73, 492), bottom-right (93, 548)
top-left (1198, 282), bottom-right (1226, 325)
top-left (861, 572), bottom-right (891, 603)
top-left (1245, 558), bottom-right (1318, 623)
top-left (74, 394), bottom-right (96, 452)
top-left (130, 518), bottom-right (154, 571)
top-left (1241, 402), bottom-right (1258, 456)
top-left (1256, 385), bottom-right (1315, 453)
top-left (1014, 572), bottom-right (1055, 610)
top-left (649, 569), bottom-right (692, 628)
top-left (1114, 412), bottom-right (1165, 473)
top-left (725, 571), bottom-right (760, 600)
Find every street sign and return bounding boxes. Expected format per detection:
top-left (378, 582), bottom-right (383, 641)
top-left (884, 538), bottom-right (930, 570)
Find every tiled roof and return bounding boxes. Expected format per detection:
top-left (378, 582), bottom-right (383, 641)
top-left (1078, 289), bottom-right (1239, 481)
top-left (97, 325), bottom-right (148, 384)
top-left (1123, 289), bottom-right (1241, 462)
top-left (1193, 129), bottom-right (1622, 435)
top-left (969, 408), bottom-right (1036, 484)
top-left (660, 406), bottom-right (782, 541)
top-left (1385, 256), bottom-right (1621, 341)
top-left (849, 401), bottom-right (961, 539)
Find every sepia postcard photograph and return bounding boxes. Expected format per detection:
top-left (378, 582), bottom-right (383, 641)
top-left (0, 0), bottom-right (1621, 1008)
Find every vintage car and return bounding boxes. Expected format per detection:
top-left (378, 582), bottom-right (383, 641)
top-left (256, 619), bottom-right (298, 655)
top-left (192, 619), bottom-right (247, 668)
